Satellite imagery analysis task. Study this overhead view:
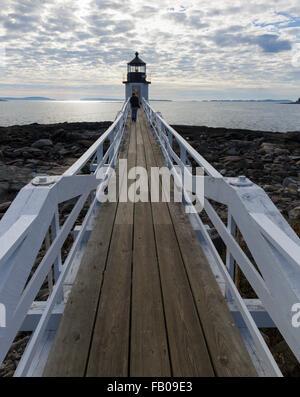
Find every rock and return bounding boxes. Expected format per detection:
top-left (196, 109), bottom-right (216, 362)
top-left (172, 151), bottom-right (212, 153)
top-left (222, 156), bottom-right (248, 169)
top-left (226, 148), bottom-right (239, 156)
top-left (290, 156), bottom-right (300, 161)
top-left (263, 185), bottom-right (278, 192)
top-left (274, 155), bottom-right (290, 164)
top-left (3, 150), bottom-right (20, 159)
top-left (285, 184), bottom-right (298, 193)
top-left (9, 182), bottom-right (26, 192)
top-left (222, 156), bottom-right (242, 162)
top-left (0, 182), bottom-right (9, 200)
top-left (231, 140), bottom-right (257, 150)
top-left (288, 206), bottom-right (300, 220)
top-left (0, 201), bottom-right (11, 212)
top-left (65, 132), bottom-right (84, 140)
top-left (10, 336), bottom-right (30, 351)
top-left (274, 148), bottom-right (290, 155)
top-left (32, 139), bottom-right (53, 149)
top-left (26, 159), bottom-right (41, 165)
top-left (285, 131), bottom-right (300, 143)
top-left (283, 177), bottom-right (297, 188)
top-left (287, 201), bottom-right (300, 212)
top-left (0, 182), bottom-right (9, 191)
top-left (25, 148), bottom-right (44, 158)
top-left (260, 142), bottom-right (276, 153)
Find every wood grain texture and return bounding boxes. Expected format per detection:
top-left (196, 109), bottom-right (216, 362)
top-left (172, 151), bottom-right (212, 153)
top-left (85, 121), bottom-right (136, 377)
top-left (140, 116), bottom-right (215, 377)
top-left (142, 112), bottom-right (257, 377)
top-left (130, 117), bottom-right (171, 377)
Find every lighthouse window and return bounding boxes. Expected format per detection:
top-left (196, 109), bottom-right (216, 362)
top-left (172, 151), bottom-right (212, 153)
top-left (128, 65), bottom-right (146, 73)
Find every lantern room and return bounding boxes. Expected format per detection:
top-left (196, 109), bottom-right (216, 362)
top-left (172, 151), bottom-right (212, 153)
top-left (123, 52), bottom-right (151, 100)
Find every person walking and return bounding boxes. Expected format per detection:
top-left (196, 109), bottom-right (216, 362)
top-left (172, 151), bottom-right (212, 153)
top-left (130, 92), bottom-right (140, 122)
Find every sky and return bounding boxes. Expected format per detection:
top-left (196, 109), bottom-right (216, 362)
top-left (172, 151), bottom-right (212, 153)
top-left (0, 0), bottom-right (300, 100)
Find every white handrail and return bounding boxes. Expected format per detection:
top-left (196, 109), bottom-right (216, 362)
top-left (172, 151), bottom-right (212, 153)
top-left (0, 101), bottom-right (130, 371)
top-left (143, 98), bottom-right (300, 376)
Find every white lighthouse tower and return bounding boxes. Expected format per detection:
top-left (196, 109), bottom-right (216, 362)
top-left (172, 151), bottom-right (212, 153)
top-left (123, 52), bottom-right (151, 101)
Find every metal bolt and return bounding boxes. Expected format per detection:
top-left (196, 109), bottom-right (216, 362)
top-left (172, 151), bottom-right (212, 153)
top-left (229, 175), bottom-right (253, 187)
top-left (32, 175), bottom-right (58, 186)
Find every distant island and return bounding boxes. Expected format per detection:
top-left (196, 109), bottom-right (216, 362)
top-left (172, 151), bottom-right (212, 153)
top-left (286, 98), bottom-right (300, 104)
top-left (0, 97), bottom-right (55, 101)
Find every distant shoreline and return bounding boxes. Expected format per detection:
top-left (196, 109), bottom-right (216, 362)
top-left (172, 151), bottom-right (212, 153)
top-left (1, 98), bottom-right (297, 103)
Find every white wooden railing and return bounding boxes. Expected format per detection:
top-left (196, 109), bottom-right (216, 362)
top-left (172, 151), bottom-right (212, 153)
top-left (0, 99), bottom-right (130, 376)
top-left (143, 98), bottom-right (300, 377)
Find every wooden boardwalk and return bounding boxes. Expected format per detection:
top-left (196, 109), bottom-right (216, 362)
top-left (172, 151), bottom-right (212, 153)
top-left (43, 110), bottom-right (257, 377)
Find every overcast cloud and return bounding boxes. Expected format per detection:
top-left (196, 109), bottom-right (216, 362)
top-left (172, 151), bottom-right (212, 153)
top-left (0, 0), bottom-right (300, 99)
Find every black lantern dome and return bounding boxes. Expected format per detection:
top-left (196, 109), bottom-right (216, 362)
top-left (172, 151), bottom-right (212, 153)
top-left (124, 52), bottom-right (150, 83)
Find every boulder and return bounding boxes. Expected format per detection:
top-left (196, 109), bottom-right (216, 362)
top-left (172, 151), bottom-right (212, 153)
top-left (31, 139), bottom-right (53, 149)
top-left (282, 177), bottom-right (297, 188)
top-left (221, 156), bottom-right (248, 168)
top-left (289, 206), bottom-right (300, 220)
top-left (226, 148), bottom-right (239, 156)
top-left (274, 148), bottom-right (290, 155)
top-left (260, 142), bottom-right (276, 153)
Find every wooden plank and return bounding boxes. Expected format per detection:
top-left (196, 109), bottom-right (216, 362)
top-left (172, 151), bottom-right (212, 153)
top-left (140, 114), bottom-right (215, 377)
top-left (168, 203), bottom-right (257, 376)
top-left (130, 117), bottom-right (171, 377)
top-left (43, 119), bottom-right (131, 377)
top-left (86, 120), bottom-right (137, 376)
top-left (142, 112), bottom-right (257, 377)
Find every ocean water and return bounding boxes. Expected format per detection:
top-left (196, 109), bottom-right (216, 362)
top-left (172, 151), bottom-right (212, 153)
top-left (0, 100), bottom-right (300, 132)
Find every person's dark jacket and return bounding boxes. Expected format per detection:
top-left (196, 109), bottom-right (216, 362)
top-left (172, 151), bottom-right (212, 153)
top-left (130, 95), bottom-right (140, 108)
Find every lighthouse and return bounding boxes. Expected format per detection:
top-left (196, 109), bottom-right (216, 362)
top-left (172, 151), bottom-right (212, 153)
top-left (123, 52), bottom-right (151, 101)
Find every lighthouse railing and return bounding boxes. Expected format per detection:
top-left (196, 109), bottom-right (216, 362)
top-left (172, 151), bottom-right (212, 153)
top-left (143, 98), bottom-right (300, 376)
top-left (0, 99), bottom-right (130, 375)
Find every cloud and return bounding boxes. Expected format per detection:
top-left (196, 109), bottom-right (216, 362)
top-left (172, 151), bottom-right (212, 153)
top-left (212, 31), bottom-right (292, 53)
top-left (256, 34), bottom-right (292, 52)
top-left (0, 0), bottom-right (299, 100)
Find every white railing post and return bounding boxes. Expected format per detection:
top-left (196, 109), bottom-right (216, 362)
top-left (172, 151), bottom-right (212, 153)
top-left (226, 211), bottom-right (237, 302)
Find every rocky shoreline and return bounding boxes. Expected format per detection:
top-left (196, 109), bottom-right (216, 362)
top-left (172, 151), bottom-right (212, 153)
top-left (1, 121), bottom-right (300, 376)
top-left (0, 121), bottom-right (112, 219)
top-left (173, 125), bottom-right (300, 224)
